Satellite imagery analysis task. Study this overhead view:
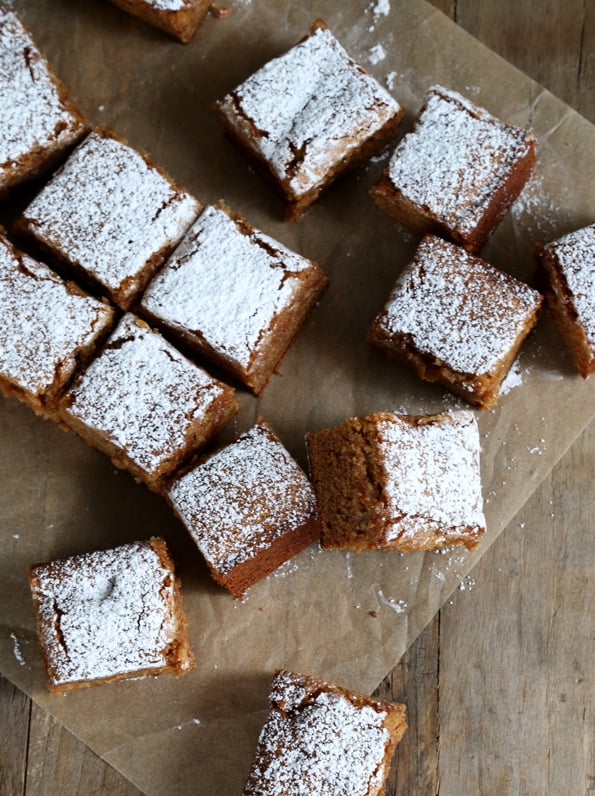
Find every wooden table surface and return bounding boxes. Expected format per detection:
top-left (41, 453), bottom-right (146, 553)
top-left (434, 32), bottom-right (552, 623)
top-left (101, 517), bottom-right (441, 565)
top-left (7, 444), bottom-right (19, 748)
top-left (1, 2), bottom-right (593, 794)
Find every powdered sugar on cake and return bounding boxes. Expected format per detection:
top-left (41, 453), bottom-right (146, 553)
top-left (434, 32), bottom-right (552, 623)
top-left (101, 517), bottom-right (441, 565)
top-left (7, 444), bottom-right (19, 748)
top-left (169, 422), bottom-right (317, 575)
top-left (65, 314), bottom-right (227, 475)
top-left (22, 132), bottom-right (199, 296)
top-left (387, 86), bottom-right (535, 235)
top-left (379, 236), bottom-right (542, 374)
top-left (142, 205), bottom-right (314, 369)
top-left (549, 224), bottom-right (595, 348)
top-left (30, 541), bottom-right (181, 687)
top-left (0, 10), bottom-right (84, 171)
top-left (0, 236), bottom-right (113, 397)
top-left (218, 26), bottom-right (401, 197)
top-left (245, 670), bottom-right (391, 795)
top-left (146, 0), bottom-right (187, 9)
top-left (374, 412), bottom-right (485, 544)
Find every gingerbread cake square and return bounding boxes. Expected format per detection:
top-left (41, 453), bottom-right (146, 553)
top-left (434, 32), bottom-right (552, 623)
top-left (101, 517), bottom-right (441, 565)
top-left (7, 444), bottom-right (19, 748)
top-left (371, 85), bottom-right (537, 252)
top-left (0, 233), bottom-right (115, 419)
top-left (29, 537), bottom-right (194, 694)
top-left (16, 129), bottom-right (200, 309)
top-left (58, 314), bottom-right (238, 491)
top-left (306, 410), bottom-right (486, 553)
top-left (140, 203), bottom-right (328, 394)
top-left (0, 9), bottom-right (88, 198)
top-left (368, 235), bottom-right (543, 408)
top-left (535, 223), bottom-right (595, 378)
top-left (167, 419), bottom-right (319, 598)
top-left (215, 20), bottom-right (404, 220)
top-left (108, 0), bottom-right (211, 43)
top-left (243, 669), bottom-right (407, 796)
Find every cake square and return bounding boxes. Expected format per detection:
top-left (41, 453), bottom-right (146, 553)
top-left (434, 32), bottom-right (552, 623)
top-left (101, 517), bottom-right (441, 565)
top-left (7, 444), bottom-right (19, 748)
top-left (243, 669), bottom-right (407, 796)
top-left (140, 203), bottom-right (328, 394)
top-left (215, 20), bottom-right (404, 220)
top-left (29, 537), bottom-right (195, 694)
top-left (108, 0), bottom-right (212, 43)
top-left (0, 233), bottom-right (116, 419)
top-left (58, 313), bottom-right (238, 491)
top-left (306, 410), bottom-right (486, 553)
top-left (167, 419), bottom-right (319, 598)
top-left (535, 223), bottom-right (595, 378)
top-left (370, 85), bottom-right (537, 252)
top-left (368, 235), bottom-right (543, 409)
top-left (0, 9), bottom-right (88, 198)
top-left (15, 129), bottom-right (200, 309)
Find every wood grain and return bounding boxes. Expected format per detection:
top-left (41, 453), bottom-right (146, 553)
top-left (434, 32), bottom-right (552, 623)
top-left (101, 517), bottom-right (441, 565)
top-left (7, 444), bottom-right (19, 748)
top-left (1, 1), bottom-right (593, 794)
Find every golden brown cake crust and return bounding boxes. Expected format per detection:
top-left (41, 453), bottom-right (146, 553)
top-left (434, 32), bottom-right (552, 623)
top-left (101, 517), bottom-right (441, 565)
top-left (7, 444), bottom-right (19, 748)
top-left (108, 0), bottom-right (212, 43)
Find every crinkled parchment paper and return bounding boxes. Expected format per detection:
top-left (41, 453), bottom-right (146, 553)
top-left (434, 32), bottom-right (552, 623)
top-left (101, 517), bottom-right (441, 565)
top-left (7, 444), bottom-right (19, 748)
top-left (1, 1), bottom-right (593, 793)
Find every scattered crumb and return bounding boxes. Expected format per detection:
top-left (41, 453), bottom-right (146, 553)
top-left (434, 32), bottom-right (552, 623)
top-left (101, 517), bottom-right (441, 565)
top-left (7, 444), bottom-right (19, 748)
top-left (210, 4), bottom-right (232, 17)
top-left (377, 589), bottom-right (407, 614)
top-left (369, 610), bottom-right (378, 617)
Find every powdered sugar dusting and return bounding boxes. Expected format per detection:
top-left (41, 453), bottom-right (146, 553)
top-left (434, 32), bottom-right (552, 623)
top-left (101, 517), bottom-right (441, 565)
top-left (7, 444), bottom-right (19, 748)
top-left (141, 205), bottom-right (314, 370)
top-left (146, 0), bottom-right (186, 10)
top-left (244, 670), bottom-right (391, 795)
top-left (546, 224), bottom-right (595, 349)
top-left (367, 43), bottom-right (386, 65)
top-left (218, 26), bottom-right (401, 197)
top-left (0, 9), bottom-right (85, 180)
top-left (29, 540), bottom-right (182, 687)
top-left (375, 411), bottom-right (485, 542)
top-left (10, 632), bottom-right (26, 666)
top-left (64, 314), bottom-right (230, 476)
top-left (22, 131), bottom-right (199, 302)
top-left (377, 235), bottom-right (542, 374)
top-left (0, 235), bottom-right (114, 399)
top-left (169, 421), bottom-right (316, 575)
top-left (387, 85), bottom-right (535, 235)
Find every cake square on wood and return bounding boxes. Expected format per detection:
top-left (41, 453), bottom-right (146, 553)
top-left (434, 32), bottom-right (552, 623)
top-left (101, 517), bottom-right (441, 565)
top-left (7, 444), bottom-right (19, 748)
top-left (370, 85), bottom-right (537, 252)
top-left (140, 203), bottom-right (328, 394)
top-left (16, 129), bottom-right (200, 309)
top-left (58, 313), bottom-right (238, 491)
top-left (29, 537), bottom-right (195, 694)
top-left (0, 9), bottom-right (88, 198)
top-left (108, 0), bottom-right (212, 43)
top-left (368, 235), bottom-right (543, 409)
top-left (0, 233), bottom-right (115, 419)
top-left (535, 223), bottom-right (595, 378)
top-left (306, 410), bottom-right (486, 553)
top-left (242, 669), bottom-right (407, 796)
top-left (215, 20), bottom-right (404, 220)
top-left (167, 419), bottom-right (319, 598)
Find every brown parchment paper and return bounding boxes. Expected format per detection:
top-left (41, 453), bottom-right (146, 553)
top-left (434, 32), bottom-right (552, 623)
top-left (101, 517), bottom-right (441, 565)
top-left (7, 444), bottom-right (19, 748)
top-left (1, 0), bottom-right (594, 793)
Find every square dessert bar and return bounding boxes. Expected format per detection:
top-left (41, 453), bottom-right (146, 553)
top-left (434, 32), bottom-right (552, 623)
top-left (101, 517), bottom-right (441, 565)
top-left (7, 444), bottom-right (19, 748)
top-left (16, 129), bottom-right (200, 309)
top-left (29, 537), bottom-right (195, 693)
top-left (0, 9), bottom-right (88, 198)
top-left (167, 419), bottom-right (320, 598)
top-left (108, 0), bottom-right (211, 43)
top-left (59, 313), bottom-right (238, 492)
top-left (0, 233), bottom-right (115, 419)
top-left (369, 235), bottom-right (543, 409)
top-left (306, 410), bottom-right (486, 554)
top-left (140, 203), bottom-right (328, 394)
top-left (215, 20), bottom-right (404, 220)
top-left (535, 223), bottom-right (595, 378)
top-left (371, 85), bottom-right (537, 252)
top-left (243, 669), bottom-right (407, 796)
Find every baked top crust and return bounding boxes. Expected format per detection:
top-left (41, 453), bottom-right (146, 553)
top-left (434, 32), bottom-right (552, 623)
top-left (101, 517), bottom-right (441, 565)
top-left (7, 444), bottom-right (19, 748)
top-left (216, 23), bottom-right (402, 201)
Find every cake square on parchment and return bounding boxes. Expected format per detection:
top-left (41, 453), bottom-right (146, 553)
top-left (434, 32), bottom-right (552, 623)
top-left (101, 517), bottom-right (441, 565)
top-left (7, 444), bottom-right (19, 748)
top-left (167, 419), bottom-right (319, 598)
top-left (108, 0), bottom-right (212, 44)
top-left (215, 20), bottom-right (404, 220)
top-left (242, 669), bottom-right (407, 796)
top-left (29, 537), bottom-right (195, 694)
top-left (307, 410), bottom-right (486, 553)
top-left (16, 129), bottom-right (200, 309)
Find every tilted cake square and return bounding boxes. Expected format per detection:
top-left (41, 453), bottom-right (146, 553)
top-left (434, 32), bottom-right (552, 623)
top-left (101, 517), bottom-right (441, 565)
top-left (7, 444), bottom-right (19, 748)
top-left (216, 20), bottom-right (404, 220)
top-left (167, 419), bottom-right (319, 598)
top-left (368, 235), bottom-right (543, 409)
top-left (16, 129), bottom-right (200, 309)
top-left (371, 85), bottom-right (537, 252)
top-left (108, 0), bottom-right (212, 43)
top-left (307, 410), bottom-right (486, 553)
top-left (29, 537), bottom-right (195, 694)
